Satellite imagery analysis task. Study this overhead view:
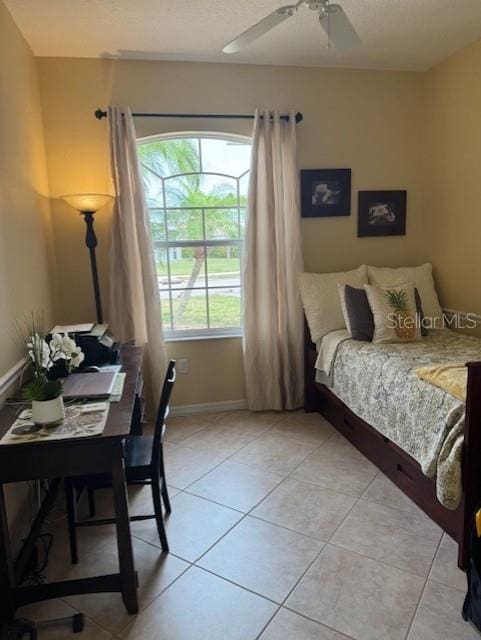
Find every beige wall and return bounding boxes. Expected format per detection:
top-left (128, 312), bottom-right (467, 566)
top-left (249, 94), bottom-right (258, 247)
top-left (0, 2), bottom-right (55, 368)
top-left (424, 39), bottom-right (481, 317)
top-left (37, 57), bottom-right (427, 405)
top-left (2, 0), bottom-right (480, 548)
top-left (0, 1), bottom-right (55, 537)
top-left (3, 10), bottom-right (481, 406)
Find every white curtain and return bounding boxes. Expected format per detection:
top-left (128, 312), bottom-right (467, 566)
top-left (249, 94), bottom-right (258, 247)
top-left (243, 109), bottom-right (304, 411)
top-left (108, 106), bottom-right (167, 407)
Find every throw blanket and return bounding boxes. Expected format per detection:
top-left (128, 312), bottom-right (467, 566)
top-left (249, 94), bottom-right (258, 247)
top-left (414, 363), bottom-right (467, 402)
top-left (319, 330), bottom-right (481, 510)
top-left (315, 329), bottom-right (350, 385)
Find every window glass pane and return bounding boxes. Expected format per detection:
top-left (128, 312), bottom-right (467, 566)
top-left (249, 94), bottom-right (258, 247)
top-left (239, 207), bottom-right (246, 237)
top-left (208, 288), bottom-right (242, 329)
top-left (166, 209), bottom-right (203, 241)
top-left (165, 174), bottom-right (239, 212)
top-left (161, 297), bottom-right (173, 332)
top-left (139, 138), bottom-right (200, 177)
top-left (164, 174), bottom-right (202, 207)
top-left (199, 174), bottom-right (238, 203)
top-left (201, 138), bottom-right (251, 177)
top-left (168, 247), bottom-right (207, 289)
top-left (239, 172), bottom-right (249, 201)
top-left (142, 170), bottom-right (164, 208)
top-left (207, 246), bottom-right (241, 288)
top-left (155, 247), bottom-right (169, 290)
top-left (150, 209), bottom-right (166, 242)
top-left (172, 289), bottom-right (208, 331)
top-left (205, 209), bottom-right (240, 240)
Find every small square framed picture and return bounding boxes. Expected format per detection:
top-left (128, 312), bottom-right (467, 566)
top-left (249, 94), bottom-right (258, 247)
top-left (358, 190), bottom-right (407, 237)
top-left (300, 168), bottom-right (351, 218)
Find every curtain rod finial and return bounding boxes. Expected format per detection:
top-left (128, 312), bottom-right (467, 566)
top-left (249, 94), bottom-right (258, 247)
top-left (95, 108), bottom-right (107, 120)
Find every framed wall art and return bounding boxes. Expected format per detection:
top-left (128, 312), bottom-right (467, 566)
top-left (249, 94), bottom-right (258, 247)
top-left (358, 190), bottom-right (407, 237)
top-left (300, 168), bottom-right (351, 218)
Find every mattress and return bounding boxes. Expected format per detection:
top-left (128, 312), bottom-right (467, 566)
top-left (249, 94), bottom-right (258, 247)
top-left (315, 329), bottom-right (481, 509)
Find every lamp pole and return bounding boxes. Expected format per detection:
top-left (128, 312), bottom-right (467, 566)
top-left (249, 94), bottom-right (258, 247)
top-left (81, 211), bottom-right (103, 324)
top-left (60, 193), bottom-right (112, 325)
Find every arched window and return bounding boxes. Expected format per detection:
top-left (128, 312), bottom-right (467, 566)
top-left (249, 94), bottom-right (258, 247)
top-left (138, 133), bottom-right (251, 338)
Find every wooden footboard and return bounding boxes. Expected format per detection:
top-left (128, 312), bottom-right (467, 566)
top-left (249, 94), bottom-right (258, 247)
top-left (459, 362), bottom-right (481, 567)
top-left (304, 322), bottom-right (481, 569)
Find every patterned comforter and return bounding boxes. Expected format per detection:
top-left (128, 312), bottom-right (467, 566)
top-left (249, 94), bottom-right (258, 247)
top-left (325, 330), bottom-right (481, 509)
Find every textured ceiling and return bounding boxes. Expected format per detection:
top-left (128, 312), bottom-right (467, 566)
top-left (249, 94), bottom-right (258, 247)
top-left (6, 0), bottom-right (481, 71)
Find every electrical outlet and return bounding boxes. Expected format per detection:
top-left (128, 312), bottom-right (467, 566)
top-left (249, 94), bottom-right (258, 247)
top-left (178, 358), bottom-right (189, 374)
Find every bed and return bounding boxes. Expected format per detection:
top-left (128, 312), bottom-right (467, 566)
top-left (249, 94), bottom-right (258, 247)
top-left (304, 322), bottom-right (481, 569)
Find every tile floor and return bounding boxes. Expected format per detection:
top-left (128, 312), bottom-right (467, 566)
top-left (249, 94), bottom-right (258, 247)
top-left (19, 410), bottom-right (476, 639)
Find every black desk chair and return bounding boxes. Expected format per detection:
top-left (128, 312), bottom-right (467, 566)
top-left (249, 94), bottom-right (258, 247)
top-left (65, 360), bottom-right (176, 564)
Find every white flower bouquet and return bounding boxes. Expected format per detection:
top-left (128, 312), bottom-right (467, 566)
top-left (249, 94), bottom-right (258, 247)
top-left (22, 315), bottom-right (85, 403)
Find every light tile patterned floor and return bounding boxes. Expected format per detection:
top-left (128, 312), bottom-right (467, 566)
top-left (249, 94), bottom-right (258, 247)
top-left (19, 410), bottom-right (476, 639)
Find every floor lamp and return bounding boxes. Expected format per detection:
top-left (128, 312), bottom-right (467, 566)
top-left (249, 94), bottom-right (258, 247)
top-left (61, 193), bottom-right (113, 325)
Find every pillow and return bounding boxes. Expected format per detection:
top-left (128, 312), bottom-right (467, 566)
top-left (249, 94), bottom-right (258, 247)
top-left (299, 265), bottom-right (368, 343)
top-left (364, 282), bottom-right (422, 344)
top-left (338, 284), bottom-right (374, 341)
top-left (414, 288), bottom-right (429, 337)
top-left (367, 263), bottom-right (443, 328)
top-left (339, 284), bottom-right (427, 341)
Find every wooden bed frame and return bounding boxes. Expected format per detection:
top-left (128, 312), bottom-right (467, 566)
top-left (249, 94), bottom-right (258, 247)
top-left (304, 324), bottom-right (481, 569)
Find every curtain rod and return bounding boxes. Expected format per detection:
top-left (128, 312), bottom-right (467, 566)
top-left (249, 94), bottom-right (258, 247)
top-left (94, 108), bottom-right (303, 123)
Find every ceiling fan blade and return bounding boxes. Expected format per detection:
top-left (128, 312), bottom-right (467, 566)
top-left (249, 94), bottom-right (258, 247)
top-left (319, 4), bottom-right (361, 55)
top-left (223, 5), bottom-right (297, 54)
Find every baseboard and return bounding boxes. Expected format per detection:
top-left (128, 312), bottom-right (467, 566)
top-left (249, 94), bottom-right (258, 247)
top-left (170, 399), bottom-right (248, 417)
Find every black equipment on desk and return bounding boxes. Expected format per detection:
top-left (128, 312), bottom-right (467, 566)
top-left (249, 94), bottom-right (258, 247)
top-left (75, 325), bottom-right (119, 368)
top-left (47, 324), bottom-right (119, 378)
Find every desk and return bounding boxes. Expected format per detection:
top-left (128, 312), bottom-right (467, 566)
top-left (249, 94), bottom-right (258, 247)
top-left (0, 344), bottom-right (143, 623)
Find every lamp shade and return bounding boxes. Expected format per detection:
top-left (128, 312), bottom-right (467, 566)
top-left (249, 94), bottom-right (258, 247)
top-left (60, 193), bottom-right (113, 213)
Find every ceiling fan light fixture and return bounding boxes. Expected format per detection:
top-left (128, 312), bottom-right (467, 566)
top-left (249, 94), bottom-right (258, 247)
top-left (318, 3), bottom-right (361, 54)
top-left (222, 0), bottom-right (361, 56)
top-left (222, 4), bottom-right (298, 54)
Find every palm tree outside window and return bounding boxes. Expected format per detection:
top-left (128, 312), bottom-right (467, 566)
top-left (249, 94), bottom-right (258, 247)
top-left (138, 133), bottom-right (251, 339)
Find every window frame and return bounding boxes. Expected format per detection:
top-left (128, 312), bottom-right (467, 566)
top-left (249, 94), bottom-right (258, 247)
top-left (138, 131), bottom-right (251, 341)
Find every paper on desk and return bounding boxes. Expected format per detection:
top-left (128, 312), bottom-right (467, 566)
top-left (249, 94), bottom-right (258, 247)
top-left (51, 323), bottom-right (94, 334)
top-left (98, 364), bottom-right (122, 373)
top-left (109, 372), bottom-right (126, 403)
top-left (80, 402), bottom-right (109, 413)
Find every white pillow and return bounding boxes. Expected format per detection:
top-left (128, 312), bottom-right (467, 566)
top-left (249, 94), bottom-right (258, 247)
top-left (299, 265), bottom-right (368, 343)
top-left (367, 263), bottom-right (443, 327)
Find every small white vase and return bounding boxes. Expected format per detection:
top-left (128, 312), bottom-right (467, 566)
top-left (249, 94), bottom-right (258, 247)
top-left (32, 396), bottom-right (65, 426)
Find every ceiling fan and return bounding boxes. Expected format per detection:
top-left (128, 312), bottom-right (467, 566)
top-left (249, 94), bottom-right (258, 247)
top-left (223, 0), bottom-right (361, 56)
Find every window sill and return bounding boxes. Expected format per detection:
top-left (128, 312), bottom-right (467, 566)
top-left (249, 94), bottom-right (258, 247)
top-left (165, 332), bottom-right (243, 343)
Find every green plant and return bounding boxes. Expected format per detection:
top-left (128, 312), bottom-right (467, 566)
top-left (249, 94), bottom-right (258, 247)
top-left (22, 377), bottom-right (62, 402)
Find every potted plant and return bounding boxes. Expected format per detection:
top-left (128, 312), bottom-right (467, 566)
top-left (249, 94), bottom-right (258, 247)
top-left (21, 317), bottom-right (85, 426)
